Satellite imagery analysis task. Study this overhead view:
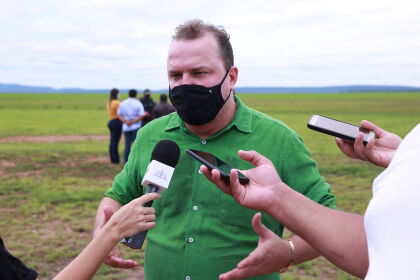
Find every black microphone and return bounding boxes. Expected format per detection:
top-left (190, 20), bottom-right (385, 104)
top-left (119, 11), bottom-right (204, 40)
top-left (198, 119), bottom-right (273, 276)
top-left (121, 139), bottom-right (180, 249)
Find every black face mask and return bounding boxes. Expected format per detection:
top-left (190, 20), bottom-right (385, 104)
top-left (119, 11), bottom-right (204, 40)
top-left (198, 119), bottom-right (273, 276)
top-left (169, 69), bottom-right (231, 125)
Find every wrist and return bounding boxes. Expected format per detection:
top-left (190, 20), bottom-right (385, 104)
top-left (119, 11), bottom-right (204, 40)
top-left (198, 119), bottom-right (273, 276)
top-left (266, 182), bottom-right (289, 216)
top-left (101, 221), bottom-right (123, 244)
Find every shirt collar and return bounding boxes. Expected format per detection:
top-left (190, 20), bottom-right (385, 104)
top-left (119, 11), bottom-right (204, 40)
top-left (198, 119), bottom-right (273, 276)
top-left (164, 95), bottom-right (252, 134)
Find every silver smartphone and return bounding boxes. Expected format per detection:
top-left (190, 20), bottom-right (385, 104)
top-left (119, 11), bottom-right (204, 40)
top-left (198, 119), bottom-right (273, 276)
top-left (307, 114), bottom-right (375, 145)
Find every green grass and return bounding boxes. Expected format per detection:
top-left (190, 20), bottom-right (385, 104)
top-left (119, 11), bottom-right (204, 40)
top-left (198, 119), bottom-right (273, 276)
top-left (0, 92), bottom-right (419, 279)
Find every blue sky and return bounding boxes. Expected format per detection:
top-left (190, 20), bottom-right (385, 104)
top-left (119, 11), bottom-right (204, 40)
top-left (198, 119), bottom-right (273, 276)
top-left (1, 0), bottom-right (419, 89)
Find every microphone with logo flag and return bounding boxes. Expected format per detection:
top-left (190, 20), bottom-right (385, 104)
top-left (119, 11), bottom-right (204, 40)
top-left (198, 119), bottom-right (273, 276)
top-left (120, 139), bottom-right (180, 249)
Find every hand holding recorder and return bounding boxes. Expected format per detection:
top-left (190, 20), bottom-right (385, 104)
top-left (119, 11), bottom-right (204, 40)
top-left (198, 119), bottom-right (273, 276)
top-left (121, 140), bottom-right (180, 249)
top-left (200, 150), bottom-right (283, 213)
top-left (54, 193), bottom-right (160, 280)
top-left (335, 120), bottom-right (402, 168)
top-left (186, 149), bottom-right (249, 185)
top-left (307, 115), bottom-right (402, 168)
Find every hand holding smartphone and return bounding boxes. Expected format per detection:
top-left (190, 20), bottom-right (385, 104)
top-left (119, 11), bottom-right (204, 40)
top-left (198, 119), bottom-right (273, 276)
top-left (186, 149), bottom-right (250, 185)
top-left (307, 114), bottom-right (375, 145)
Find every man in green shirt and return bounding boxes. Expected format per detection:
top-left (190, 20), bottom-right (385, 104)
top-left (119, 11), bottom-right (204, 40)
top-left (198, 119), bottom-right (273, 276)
top-left (93, 19), bottom-right (336, 280)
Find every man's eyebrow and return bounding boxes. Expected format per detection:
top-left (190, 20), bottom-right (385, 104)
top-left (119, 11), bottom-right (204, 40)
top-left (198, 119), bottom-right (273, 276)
top-left (168, 66), bottom-right (210, 73)
top-left (190, 66), bottom-right (210, 72)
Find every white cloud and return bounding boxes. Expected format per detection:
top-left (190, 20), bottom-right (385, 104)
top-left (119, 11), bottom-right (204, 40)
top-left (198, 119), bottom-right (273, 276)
top-left (0, 0), bottom-right (419, 89)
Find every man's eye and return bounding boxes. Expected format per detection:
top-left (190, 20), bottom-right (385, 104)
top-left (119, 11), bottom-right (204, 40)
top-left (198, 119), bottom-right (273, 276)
top-left (194, 72), bottom-right (205, 75)
top-left (170, 73), bottom-right (181, 78)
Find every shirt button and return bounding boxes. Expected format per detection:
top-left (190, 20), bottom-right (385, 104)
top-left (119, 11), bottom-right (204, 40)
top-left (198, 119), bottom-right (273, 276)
top-left (185, 276), bottom-right (191, 280)
top-left (201, 140), bottom-right (206, 144)
top-left (193, 205), bottom-right (198, 211)
top-left (188, 237), bottom-right (194, 243)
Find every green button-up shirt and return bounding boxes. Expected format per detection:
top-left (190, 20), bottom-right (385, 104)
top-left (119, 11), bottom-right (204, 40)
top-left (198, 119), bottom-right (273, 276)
top-left (105, 96), bottom-right (336, 280)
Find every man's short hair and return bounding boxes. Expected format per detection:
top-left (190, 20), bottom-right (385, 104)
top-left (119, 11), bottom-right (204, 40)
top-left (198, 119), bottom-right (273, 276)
top-left (129, 89), bottom-right (137, 97)
top-left (173, 19), bottom-right (234, 71)
top-left (143, 89), bottom-right (151, 95)
top-left (160, 94), bottom-right (168, 102)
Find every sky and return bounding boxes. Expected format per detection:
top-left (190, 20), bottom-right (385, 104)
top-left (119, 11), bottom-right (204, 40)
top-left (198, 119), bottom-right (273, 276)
top-left (1, 0), bottom-right (420, 90)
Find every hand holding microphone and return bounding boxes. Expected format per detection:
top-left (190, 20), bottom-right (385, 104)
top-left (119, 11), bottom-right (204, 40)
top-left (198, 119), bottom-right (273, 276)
top-left (121, 139), bottom-right (180, 249)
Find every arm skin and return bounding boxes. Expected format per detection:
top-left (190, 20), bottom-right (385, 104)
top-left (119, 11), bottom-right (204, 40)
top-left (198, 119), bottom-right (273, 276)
top-left (215, 213), bottom-right (319, 280)
top-left (201, 151), bottom-right (368, 279)
top-left (336, 120), bottom-right (402, 168)
top-left (54, 193), bottom-right (160, 280)
top-left (202, 120), bottom-right (401, 279)
top-left (118, 112), bottom-right (149, 126)
top-left (92, 197), bottom-right (138, 268)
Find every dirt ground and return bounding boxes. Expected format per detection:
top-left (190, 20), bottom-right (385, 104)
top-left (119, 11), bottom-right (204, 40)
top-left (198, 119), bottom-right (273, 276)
top-left (0, 133), bottom-right (147, 279)
top-left (0, 134), bottom-right (108, 143)
top-left (0, 135), bottom-right (110, 177)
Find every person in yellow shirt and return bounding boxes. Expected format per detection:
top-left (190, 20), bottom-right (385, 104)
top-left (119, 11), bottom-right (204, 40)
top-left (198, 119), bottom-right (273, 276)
top-left (107, 88), bottom-right (123, 164)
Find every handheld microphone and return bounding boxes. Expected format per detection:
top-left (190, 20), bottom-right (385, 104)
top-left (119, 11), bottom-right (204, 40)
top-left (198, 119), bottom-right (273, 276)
top-left (120, 139), bottom-right (180, 249)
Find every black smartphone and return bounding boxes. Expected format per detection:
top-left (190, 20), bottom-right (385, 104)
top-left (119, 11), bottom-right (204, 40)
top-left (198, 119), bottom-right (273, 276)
top-left (307, 114), bottom-right (375, 145)
top-left (186, 149), bottom-right (250, 185)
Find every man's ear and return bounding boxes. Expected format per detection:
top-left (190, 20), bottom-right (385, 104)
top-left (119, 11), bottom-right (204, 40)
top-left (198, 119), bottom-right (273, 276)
top-left (228, 66), bottom-right (239, 88)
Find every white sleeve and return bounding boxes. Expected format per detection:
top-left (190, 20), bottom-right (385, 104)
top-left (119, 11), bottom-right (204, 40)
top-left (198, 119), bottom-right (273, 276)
top-left (138, 103), bottom-right (145, 116)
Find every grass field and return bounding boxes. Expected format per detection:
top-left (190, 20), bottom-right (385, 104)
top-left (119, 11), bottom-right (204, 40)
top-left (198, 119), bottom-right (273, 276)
top-left (1, 92), bottom-right (419, 279)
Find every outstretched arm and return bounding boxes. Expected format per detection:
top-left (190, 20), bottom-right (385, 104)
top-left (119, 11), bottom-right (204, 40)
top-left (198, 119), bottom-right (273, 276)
top-left (336, 120), bottom-right (402, 168)
top-left (202, 150), bottom-right (368, 279)
top-left (93, 197), bottom-right (138, 268)
top-left (54, 193), bottom-right (160, 280)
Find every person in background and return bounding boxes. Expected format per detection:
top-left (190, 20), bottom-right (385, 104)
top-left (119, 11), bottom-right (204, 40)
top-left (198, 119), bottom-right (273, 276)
top-left (139, 88), bottom-right (155, 126)
top-left (202, 120), bottom-right (419, 280)
top-left (107, 88), bottom-right (123, 164)
top-left (54, 193), bottom-right (160, 280)
top-left (117, 89), bottom-right (148, 162)
top-left (153, 94), bottom-right (175, 118)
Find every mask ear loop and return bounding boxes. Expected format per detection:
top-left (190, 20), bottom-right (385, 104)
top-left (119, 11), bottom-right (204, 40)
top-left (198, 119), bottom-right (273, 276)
top-left (223, 88), bottom-right (232, 104)
top-left (220, 67), bottom-right (233, 104)
top-left (219, 67), bottom-right (232, 86)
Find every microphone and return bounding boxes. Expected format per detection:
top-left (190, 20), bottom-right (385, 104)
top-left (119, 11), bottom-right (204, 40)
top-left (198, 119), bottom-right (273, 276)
top-left (120, 139), bottom-right (180, 249)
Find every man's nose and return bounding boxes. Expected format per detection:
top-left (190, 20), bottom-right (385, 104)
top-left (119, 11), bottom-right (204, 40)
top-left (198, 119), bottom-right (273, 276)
top-left (170, 73), bottom-right (194, 88)
top-left (181, 74), bottom-right (193, 85)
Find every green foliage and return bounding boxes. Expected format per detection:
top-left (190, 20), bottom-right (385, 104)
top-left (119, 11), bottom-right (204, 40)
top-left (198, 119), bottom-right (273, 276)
top-left (0, 92), bottom-right (419, 279)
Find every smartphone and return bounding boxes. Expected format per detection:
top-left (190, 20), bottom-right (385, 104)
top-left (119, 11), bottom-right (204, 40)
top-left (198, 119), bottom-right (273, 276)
top-left (186, 149), bottom-right (250, 185)
top-left (307, 114), bottom-right (375, 145)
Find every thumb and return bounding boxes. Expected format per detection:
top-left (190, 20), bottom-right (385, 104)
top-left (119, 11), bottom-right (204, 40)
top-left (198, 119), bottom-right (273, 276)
top-left (360, 120), bottom-right (386, 139)
top-left (238, 150), bottom-right (271, 167)
top-left (102, 206), bottom-right (114, 227)
top-left (252, 213), bottom-right (271, 240)
top-left (137, 192), bottom-right (161, 205)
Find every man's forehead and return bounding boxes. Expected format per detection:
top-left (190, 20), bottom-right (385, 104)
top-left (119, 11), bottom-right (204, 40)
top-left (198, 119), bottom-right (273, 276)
top-left (168, 34), bottom-right (219, 55)
top-left (167, 38), bottom-right (223, 70)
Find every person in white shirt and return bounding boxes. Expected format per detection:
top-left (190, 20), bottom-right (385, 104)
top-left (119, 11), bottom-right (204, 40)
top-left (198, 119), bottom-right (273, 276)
top-left (117, 89), bottom-right (149, 162)
top-left (202, 120), bottom-right (420, 279)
